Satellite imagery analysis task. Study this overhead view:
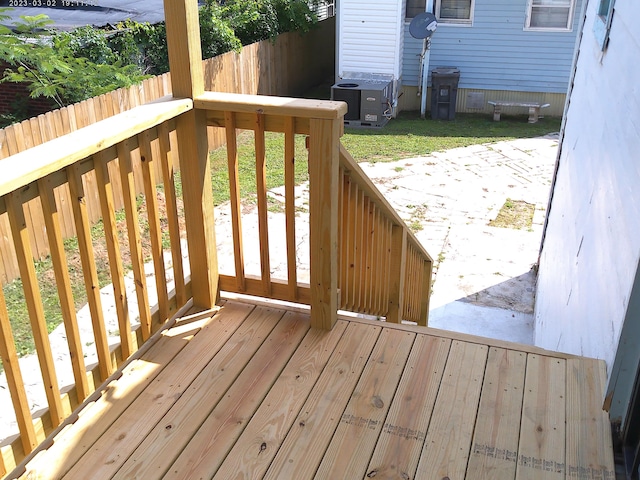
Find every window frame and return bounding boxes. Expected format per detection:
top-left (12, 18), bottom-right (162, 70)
top-left (405, 0), bottom-right (427, 20)
top-left (593, 0), bottom-right (615, 51)
top-left (435, 0), bottom-right (475, 26)
top-left (524, 0), bottom-right (576, 32)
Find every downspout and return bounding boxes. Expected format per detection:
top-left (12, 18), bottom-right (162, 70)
top-left (420, 0), bottom-right (435, 119)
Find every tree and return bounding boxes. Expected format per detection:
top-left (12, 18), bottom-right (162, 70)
top-left (0, 11), bottom-right (148, 109)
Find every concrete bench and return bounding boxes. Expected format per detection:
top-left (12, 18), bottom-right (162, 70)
top-left (487, 101), bottom-right (551, 123)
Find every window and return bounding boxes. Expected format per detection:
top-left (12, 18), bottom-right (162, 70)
top-left (525, 0), bottom-right (575, 31)
top-left (406, 0), bottom-right (426, 19)
top-left (593, 0), bottom-right (615, 50)
top-left (436, 0), bottom-right (474, 25)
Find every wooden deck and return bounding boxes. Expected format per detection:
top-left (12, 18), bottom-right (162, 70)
top-left (13, 299), bottom-right (615, 480)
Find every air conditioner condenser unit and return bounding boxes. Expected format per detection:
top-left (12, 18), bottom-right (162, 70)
top-left (331, 80), bottom-right (393, 127)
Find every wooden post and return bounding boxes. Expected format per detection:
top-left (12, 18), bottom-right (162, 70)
top-left (387, 225), bottom-right (407, 323)
top-left (419, 258), bottom-right (433, 326)
top-left (308, 118), bottom-right (340, 329)
top-left (164, 0), bottom-right (218, 309)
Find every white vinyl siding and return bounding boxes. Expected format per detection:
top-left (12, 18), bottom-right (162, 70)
top-left (525, 0), bottom-right (575, 31)
top-left (338, 0), bottom-right (404, 79)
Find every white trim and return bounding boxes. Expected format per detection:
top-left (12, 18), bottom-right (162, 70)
top-left (593, 0), bottom-right (615, 50)
top-left (435, 0), bottom-right (475, 25)
top-left (524, 0), bottom-right (576, 32)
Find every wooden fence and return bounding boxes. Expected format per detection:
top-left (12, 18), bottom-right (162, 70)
top-left (0, 18), bottom-right (335, 284)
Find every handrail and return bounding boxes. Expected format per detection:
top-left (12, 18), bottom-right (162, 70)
top-left (0, 97), bottom-right (192, 199)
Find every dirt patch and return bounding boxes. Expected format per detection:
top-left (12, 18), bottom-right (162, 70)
top-left (488, 199), bottom-right (534, 230)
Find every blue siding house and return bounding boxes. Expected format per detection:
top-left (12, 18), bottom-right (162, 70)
top-left (399, 0), bottom-right (583, 115)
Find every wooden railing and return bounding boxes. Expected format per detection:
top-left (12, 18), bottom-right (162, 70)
top-left (0, 91), bottom-right (434, 476)
top-left (197, 92), bottom-right (433, 327)
top-left (0, 97), bottom-right (194, 475)
top-left (0, 0), bottom-right (432, 476)
top-left (338, 147), bottom-right (433, 325)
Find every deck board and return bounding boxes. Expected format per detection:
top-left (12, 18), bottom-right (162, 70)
top-left (415, 340), bottom-right (488, 480)
top-left (366, 335), bottom-right (451, 479)
top-left (13, 299), bottom-right (617, 480)
top-left (161, 311), bottom-right (310, 479)
top-left (315, 329), bottom-right (415, 478)
top-left (516, 354), bottom-right (566, 480)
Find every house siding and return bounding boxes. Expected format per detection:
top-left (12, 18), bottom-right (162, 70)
top-left (402, 0), bottom-right (582, 93)
top-left (337, 0), bottom-right (404, 79)
top-left (534, 0), bottom-right (640, 380)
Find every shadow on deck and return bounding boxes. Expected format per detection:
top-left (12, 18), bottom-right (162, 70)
top-left (13, 298), bottom-right (614, 480)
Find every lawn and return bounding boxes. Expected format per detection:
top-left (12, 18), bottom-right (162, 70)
top-left (2, 110), bottom-right (561, 360)
top-left (342, 111), bottom-right (561, 163)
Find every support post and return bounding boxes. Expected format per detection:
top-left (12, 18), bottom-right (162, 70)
top-left (308, 118), bottom-right (340, 329)
top-left (387, 225), bottom-right (407, 323)
top-left (419, 258), bottom-right (432, 326)
top-left (163, 0), bottom-right (219, 309)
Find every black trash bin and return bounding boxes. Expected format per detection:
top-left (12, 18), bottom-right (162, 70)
top-left (431, 67), bottom-right (460, 120)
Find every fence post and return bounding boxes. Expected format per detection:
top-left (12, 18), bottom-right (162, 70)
top-left (387, 225), bottom-right (407, 323)
top-left (308, 118), bottom-right (340, 329)
top-left (164, 0), bottom-right (219, 309)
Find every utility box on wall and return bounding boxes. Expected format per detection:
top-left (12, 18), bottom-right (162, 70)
top-left (331, 80), bottom-right (393, 127)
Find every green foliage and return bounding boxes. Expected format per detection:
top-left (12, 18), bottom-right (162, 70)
top-left (109, 20), bottom-right (170, 75)
top-left (218, 0), bottom-right (317, 45)
top-left (0, 11), bottom-right (148, 109)
top-left (0, 0), bottom-right (319, 121)
top-left (199, 2), bottom-right (242, 60)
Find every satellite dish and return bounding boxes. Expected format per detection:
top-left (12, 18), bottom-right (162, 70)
top-left (409, 12), bottom-right (437, 39)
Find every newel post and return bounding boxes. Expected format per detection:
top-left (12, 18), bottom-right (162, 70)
top-left (164, 0), bottom-right (219, 308)
top-left (387, 225), bottom-right (407, 323)
top-left (308, 118), bottom-right (340, 329)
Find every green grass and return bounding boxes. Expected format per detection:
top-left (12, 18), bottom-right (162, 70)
top-left (209, 131), bottom-right (310, 205)
top-left (341, 111), bottom-right (561, 163)
top-left (3, 224), bottom-right (112, 360)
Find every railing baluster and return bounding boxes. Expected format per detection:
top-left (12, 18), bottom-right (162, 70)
top-left (158, 122), bottom-right (186, 306)
top-left (373, 207), bottom-right (382, 316)
top-left (38, 177), bottom-right (90, 401)
top-left (0, 280), bottom-right (38, 453)
top-left (6, 192), bottom-right (65, 426)
top-left (117, 140), bottom-right (153, 341)
top-left (67, 164), bottom-right (113, 380)
top-left (93, 151), bottom-right (134, 359)
top-left (346, 180), bottom-right (357, 311)
top-left (284, 117), bottom-right (297, 300)
top-left (355, 188), bottom-right (364, 311)
top-left (420, 256), bottom-right (433, 326)
top-left (254, 113), bottom-right (272, 296)
top-left (387, 225), bottom-right (407, 323)
top-left (225, 112), bottom-right (246, 292)
top-left (405, 244), bottom-right (415, 322)
top-left (362, 197), bottom-right (370, 312)
top-left (139, 130), bottom-right (170, 329)
top-left (338, 169), bottom-right (349, 310)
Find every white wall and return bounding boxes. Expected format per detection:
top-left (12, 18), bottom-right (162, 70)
top-left (337, 0), bottom-right (404, 79)
top-left (534, 0), bottom-right (640, 374)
